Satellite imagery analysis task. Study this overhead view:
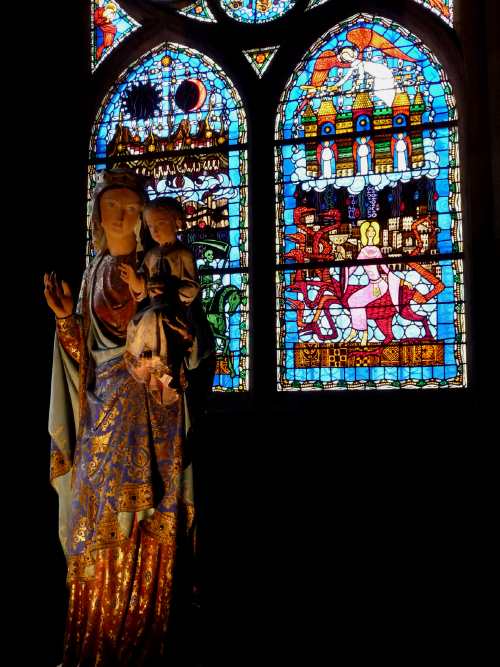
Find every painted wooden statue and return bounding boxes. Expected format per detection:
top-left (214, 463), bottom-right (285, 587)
top-left (45, 169), bottom-right (213, 665)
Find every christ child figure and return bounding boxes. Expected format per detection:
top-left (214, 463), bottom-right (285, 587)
top-left (120, 198), bottom-right (200, 405)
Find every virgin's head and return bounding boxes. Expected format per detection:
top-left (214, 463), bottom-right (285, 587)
top-left (90, 169), bottom-right (148, 252)
top-left (360, 220), bottom-right (380, 246)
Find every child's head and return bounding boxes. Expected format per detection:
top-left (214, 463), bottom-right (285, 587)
top-left (143, 197), bottom-right (186, 245)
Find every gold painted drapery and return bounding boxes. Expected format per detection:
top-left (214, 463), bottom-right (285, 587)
top-left (49, 250), bottom-right (196, 665)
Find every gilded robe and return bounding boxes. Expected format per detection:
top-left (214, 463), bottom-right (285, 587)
top-left (49, 248), bottom-right (196, 666)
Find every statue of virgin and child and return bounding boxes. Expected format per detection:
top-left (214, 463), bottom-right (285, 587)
top-left (44, 168), bottom-right (215, 666)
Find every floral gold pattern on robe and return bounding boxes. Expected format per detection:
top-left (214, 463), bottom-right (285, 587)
top-left (49, 249), bottom-right (196, 666)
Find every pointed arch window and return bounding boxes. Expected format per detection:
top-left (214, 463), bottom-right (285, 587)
top-left (412, 0), bottom-right (453, 26)
top-left (306, 1), bottom-right (454, 26)
top-left (86, 1), bottom-right (466, 395)
top-left (275, 13), bottom-right (465, 390)
top-left (89, 42), bottom-right (249, 391)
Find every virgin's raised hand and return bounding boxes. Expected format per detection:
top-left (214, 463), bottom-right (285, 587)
top-left (44, 272), bottom-right (74, 318)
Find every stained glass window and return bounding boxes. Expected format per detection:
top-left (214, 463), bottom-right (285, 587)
top-left (243, 47), bottom-right (280, 78)
top-left (91, 1), bottom-right (140, 71)
top-left (275, 13), bottom-right (465, 390)
top-left (413, 0), bottom-right (453, 26)
top-left (90, 43), bottom-right (249, 391)
top-left (220, 0), bottom-right (296, 24)
top-left (178, 0), bottom-right (217, 23)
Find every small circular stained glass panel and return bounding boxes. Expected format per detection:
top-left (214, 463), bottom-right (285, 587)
top-left (220, 0), bottom-right (296, 24)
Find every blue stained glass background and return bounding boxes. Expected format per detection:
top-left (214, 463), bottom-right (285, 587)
top-left (220, 0), bottom-right (296, 24)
